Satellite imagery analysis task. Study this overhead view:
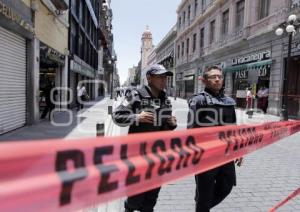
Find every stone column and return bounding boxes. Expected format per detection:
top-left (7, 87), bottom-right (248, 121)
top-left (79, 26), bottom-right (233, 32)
top-left (27, 38), bottom-right (40, 124)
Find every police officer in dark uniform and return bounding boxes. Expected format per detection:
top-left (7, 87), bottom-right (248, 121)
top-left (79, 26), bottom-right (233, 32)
top-left (113, 64), bottom-right (177, 212)
top-left (187, 66), bottom-right (240, 212)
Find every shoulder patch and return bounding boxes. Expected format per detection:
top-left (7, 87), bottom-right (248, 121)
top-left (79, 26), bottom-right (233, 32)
top-left (188, 94), bottom-right (206, 107)
top-left (225, 96), bottom-right (236, 105)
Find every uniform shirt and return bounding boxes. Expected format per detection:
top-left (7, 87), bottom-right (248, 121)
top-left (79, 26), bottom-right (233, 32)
top-left (113, 85), bottom-right (176, 134)
top-left (187, 88), bottom-right (236, 129)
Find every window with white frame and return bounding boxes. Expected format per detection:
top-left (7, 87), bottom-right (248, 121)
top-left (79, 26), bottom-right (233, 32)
top-left (236, 0), bottom-right (245, 30)
top-left (222, 9), bottom-right (229, 36)
top-left (258, 0), bottom-right (270, 20)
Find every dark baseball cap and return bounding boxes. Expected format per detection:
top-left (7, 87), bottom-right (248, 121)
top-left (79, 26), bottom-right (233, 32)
top-left (146, 64), bottom-right (173, 76)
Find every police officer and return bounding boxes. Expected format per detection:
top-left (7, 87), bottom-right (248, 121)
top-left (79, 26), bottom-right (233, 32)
top-left (187, 66), bottom-right (239, 212)
top-left (113, 64), bottom-right (177, 212)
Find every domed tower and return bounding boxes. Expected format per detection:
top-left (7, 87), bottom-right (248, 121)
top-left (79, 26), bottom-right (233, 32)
top-left (141, 26), bottom-right (154, 71)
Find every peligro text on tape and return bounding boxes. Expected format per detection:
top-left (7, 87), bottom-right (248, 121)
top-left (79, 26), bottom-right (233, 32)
top-left (55, 135), bottom-right (205, 205)
top-left (0, 120), bottom-right (299, 212)
top-left (54, 122), bottom-right (290, 207)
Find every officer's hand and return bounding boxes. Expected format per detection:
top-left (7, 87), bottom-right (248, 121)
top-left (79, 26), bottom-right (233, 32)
top-left (167, 116), bottom-right (177, 127)
top-left (137, 111), bottom-right (154, 123)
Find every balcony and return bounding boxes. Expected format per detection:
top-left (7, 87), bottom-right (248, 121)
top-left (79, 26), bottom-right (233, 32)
top-left (205, 28), bottom-right (247, 54)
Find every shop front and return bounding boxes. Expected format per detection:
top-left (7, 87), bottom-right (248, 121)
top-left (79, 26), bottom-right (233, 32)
top-left (69, 55), bottom-right (96, 107)
top-left (224, 50), bottom-right (272, 110)
top-left (39, 43), bottom-right (66, 117)
top-left (0, 0), bottom-right (34, 134)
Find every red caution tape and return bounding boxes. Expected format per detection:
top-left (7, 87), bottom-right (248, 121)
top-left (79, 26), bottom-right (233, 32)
top-left (269, 187), bottom-right (300, 212)
top-left (0, 121), bottom-right (299, 211)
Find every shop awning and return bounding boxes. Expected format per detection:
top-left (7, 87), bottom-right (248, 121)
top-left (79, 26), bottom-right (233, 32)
top-left (158, 49), bottom-right (174, 64)
top-left (223, 59), bottom-right (273, 72)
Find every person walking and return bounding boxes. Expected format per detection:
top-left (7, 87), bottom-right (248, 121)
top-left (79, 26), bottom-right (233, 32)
top-left (41, 80), bottom-right (56, 120)
top-left (112, 64), bottom-right (177, 212)
top-left (187, 66), bottom-right (239, 212)
top-left (77, 83), bottom-right (88, 110)
top-left (257, 86), bottom-right (269, 113)
top-left (246, 87), bottom-right (253, 110)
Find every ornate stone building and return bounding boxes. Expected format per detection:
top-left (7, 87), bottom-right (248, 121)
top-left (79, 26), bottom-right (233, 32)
top-left (175, 0), bottom-right (300, 117)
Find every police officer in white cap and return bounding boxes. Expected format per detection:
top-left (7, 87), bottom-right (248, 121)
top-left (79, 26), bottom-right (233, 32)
top-left (113, 64), bottom-right (177, 212)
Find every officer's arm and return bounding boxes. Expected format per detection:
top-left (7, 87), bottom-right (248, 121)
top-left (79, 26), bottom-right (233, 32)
top-left (112, 90), bottom-right (140, 126)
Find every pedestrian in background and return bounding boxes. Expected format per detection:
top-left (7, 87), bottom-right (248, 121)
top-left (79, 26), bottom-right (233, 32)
top-left (77, 83), bottom-right (88, 110)
top-left (187, 66), bottom-right (239, 212)
top-left (257, 86), bottom-right (269, 113)
top-left (112, 64), bottom-right (177, 212)
top-left (246, 87), bottom-right (253, 110)
top-left (41, 79), bottom-right (56, 120)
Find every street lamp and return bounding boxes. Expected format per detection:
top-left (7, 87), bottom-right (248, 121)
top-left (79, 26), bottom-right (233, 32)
top-left (275, 14), bottom-right (300, 120)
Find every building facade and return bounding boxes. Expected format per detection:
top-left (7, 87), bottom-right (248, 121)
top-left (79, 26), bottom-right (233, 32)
top-left (176, 0), bottom-right (300, 116)
top-left (0, 0), bottom-right (69, 135)
top-left (36, 0), bottom-right (69, 121)
top-left (0, 0), bottom-right (35, 134)
top-left (155, 25), bottom-right (177, 96)
top-left (99, 0), bottom-right (116, 97)
top-left (69, 0), bottom-right (99, 106)
top-left (127, 65), bottom-right (137, 86)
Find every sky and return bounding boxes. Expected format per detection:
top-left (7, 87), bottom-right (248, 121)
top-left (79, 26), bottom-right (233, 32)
top-left (111, 0), bottom-right (182, 84)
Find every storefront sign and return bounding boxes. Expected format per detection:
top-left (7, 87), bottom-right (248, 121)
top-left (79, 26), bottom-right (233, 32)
top-left (176, 73), bottom-right (183, 80)
top-left (235, 70), bottom-right (248, 79)
top-left (283, 42), bottom-right (300, 54)
top-left (70, 60), bottom-right (95, 78)
top-left (232, 50), bottom-right (271, 65)
top-left (0, 1), bottom-right (34, 33)
top-left (47, 48), bottom-right (65, 64)
top-left (184, 69), bottom-right (195, 76)
top-left (40, 43), bottom-right (65, 65)
top-left (184, 75), bottom-right (194, 81)
top-left (258, 66), bottom-right (270, 77)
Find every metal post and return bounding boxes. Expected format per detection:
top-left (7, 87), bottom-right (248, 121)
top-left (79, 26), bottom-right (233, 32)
top-left (96, 123), bottom-right (104, 136)
top-left (107, 105), bottom-right (113, 115)
top-left (281, 33), bottom-right (292, 121)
